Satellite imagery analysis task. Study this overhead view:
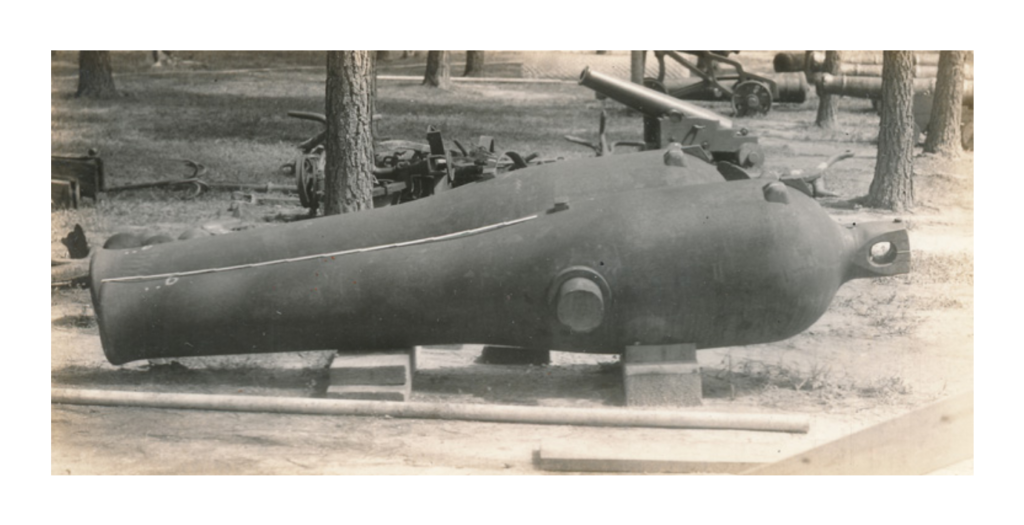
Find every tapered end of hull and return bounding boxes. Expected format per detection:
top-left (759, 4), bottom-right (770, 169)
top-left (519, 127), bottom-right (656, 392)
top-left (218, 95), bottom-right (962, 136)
top-left (843, 220), bottom-right (911, 281)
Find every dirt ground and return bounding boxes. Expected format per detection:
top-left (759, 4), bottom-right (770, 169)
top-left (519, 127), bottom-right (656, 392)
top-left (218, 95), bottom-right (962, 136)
top-left (50, 51), bottom-right (973, 475)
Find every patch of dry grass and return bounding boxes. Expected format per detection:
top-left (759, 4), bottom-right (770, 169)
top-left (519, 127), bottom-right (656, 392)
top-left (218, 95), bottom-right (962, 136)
top-left (706, 354), bottom-right (913, 410)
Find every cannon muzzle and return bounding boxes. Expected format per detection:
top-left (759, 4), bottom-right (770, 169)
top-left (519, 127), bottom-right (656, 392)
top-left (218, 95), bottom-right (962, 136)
top-left (579, 67), bottom-right (732, 129)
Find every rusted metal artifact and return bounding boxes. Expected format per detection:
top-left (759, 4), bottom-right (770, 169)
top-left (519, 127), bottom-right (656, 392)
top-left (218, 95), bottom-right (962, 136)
top-left (52, 150), bottom-right (105, 209)
top-left (90, 148), bottom-right (908, 365)
top-left (579, 67), bottom-right (765, 168)
top-left (282, 112), bottom-right (539, 214)
top-left (645, 74), bottom-right (808, 105)
top-left (645, 51), bottom-right (808, 113)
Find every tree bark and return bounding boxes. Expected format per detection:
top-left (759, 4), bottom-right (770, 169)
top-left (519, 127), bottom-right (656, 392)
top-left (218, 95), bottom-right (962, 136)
top-left (324, 51), bottom-right (376, 216)
top-left (464, 50), bottom-right (485, 77)
top-left (923, 51), bottom-right (967, 157)
top-left (423, 51), bottom-right (451, 89)
top-left (798, 50), bottom-right (815, 83)
top-left (630, 51), bottom-right (646, 84)
top-left (815, 51), bottom-right (843, 129)
top-left (370, 51), bottom-right (379, 137)
top-left (866, 51), bottom-right (916, 212)
top-left (76, 51), bottom-right (117, 98)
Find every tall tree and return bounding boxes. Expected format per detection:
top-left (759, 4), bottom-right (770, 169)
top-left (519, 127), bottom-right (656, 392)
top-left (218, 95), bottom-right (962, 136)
top-left (423, 51), bottom-right (451, 89)
top-left (815, 51), bottom-right (843, 129)
top-left (464, 51), bottom-right (485, 77)
top-left (369, 51), bottom-right (380, 137)
top-left (630, 51), bottom-right (646, 85)
top-left (324, 51), bottom-right (376, 215)
top-left (923, 50), bottom-right (968, 157)
top-left (76, 51), bottom-right (117, 98)
top-left (866, 51), bottom-right (916, 212)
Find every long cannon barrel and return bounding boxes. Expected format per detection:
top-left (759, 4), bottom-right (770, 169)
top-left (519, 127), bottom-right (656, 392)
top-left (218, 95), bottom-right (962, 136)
top-left (653, 73), bottom-right (809, 104)
top-left (819, 74), bottom-right (974, 105)
top-left (837, 63), bottom-right (973, 80)
top-left (91, 150), bottom-right (908, 365)
top-left (823, 51), bottom-right (941, 67)
top-left (774, 51), bottom-right (944, 73)
top-left (579, 67), bottom-right (733, 129)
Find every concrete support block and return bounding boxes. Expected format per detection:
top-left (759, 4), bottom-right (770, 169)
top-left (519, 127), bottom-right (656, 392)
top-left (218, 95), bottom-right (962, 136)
top-left (623, 343), bottom-right (702, 407)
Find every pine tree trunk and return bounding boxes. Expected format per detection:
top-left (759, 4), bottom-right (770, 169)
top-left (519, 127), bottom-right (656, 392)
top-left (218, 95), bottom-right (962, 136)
top-left (464, 50), bottom-right (485, 77)
top-left (76, 51), bottom-right (117, 98)
top-left (370, 51), bottom-right (379, 137)
top-left (815, 51), bottom-right (843, 129)
top-left (867, 51), bottom-right (916, 212)
top-left (798, 49), bottom-right (815, 82)
top-left (324, 51), bottom-right (376, 216)
top-left (631, 51), bottom-right (647, 84)
top-left (423, 51), bottom-right (451, 88)
top-left (923, 51), bottom-right (967, 157)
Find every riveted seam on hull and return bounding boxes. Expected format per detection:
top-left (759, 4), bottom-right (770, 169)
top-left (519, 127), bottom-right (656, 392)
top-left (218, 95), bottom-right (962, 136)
top-left (101, 214), bottom-right (539, 284)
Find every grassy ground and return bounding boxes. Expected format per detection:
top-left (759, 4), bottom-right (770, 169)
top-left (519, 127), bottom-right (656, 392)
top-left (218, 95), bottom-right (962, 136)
top-left (51, 51), bottom-right (973, 473)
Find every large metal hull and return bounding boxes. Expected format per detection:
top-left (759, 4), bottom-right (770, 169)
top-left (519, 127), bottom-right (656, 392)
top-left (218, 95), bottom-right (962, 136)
top-left (92, 150), bottom-right (722, 282)
top-left (91, 151), bottom-right (908, 365)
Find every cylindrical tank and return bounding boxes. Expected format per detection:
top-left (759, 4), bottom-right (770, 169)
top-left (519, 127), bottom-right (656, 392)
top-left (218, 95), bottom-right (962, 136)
top-left (91, 155), bottom-right (909, 365)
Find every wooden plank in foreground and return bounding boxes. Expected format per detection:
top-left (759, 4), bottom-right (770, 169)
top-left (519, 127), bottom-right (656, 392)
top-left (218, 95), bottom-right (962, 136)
top-left (743, 391), bottom-right (973, 475)
top-left (537, 440), bottom-right (769, 474)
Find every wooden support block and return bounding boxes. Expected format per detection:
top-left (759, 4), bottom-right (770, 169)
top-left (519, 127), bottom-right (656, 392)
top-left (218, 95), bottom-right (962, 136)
top-left (51, 179), bottom-right (78, 210)
top-left (477, 346), bottom-right (551, 365)
top-left (624, 343), bottom-right (697, 364)
top-left (326, 350), bottom-right (413, 402)
top-left (623, 343), bottom-right (701, 407)
top-left (329, 351), bottom-right (411, 385)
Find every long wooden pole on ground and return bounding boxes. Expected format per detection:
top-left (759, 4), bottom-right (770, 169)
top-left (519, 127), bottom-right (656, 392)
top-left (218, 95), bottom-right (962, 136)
top-left (51, 388), bottom-right (810, 433)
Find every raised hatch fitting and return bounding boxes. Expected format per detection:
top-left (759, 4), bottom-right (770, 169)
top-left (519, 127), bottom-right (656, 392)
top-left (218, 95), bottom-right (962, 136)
top-left (556, 277), bottom-right (605, 333)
